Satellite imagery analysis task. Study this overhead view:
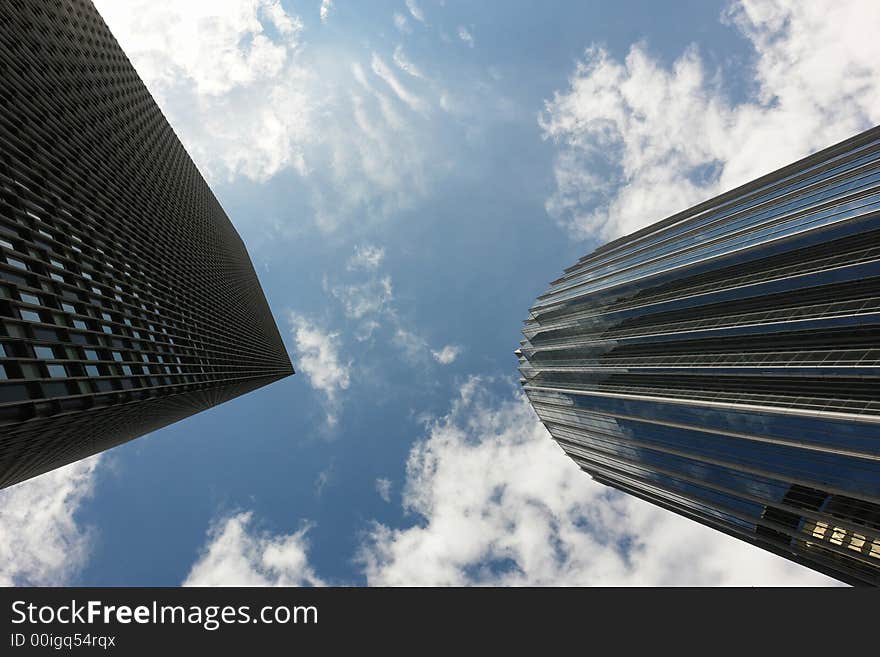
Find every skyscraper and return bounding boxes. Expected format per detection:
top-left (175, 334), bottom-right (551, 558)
top-left (519, 126), bottom-right (880, 585)
top-left (0, 1), bottom-right (293, 489)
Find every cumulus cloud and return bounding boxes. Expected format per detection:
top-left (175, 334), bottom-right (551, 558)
top-left (95, 0), bottom-right (312, 183)
top-left (540, 0), bottom-right (880, 241)
top-left (405, 0), bottom-right (426, 24)
top-left (358, 378), bottom-right (840, 585)
top-left (183, 512), bottom-right (324, 586)
top-left (347, 244), bottom-right (386, 271)
top-left (457, 26), bottom-right (474, 47)
top-left (289, 313), bottom-right (351, 425)
top-left (0, 457), bottom-right (101, 586)
top-left (431, 345), bottom-right (461, 365)
top-left (376, 478), bottom-right (393, 503)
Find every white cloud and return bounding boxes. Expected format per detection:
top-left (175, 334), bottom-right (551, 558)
top-left (393, 12), bottom-right (411, 34)
top-left (431, 344), bottom-right (461, 365)
top-left (541, 0), bottom-right (880, 241)
top-left (183, 512), bottom-right (324, 586)
top-left (330, 275), bottom-right (394, 319)
top-left (96, 1), bottom-right (443, 229)
top-left (355, 319), bottom-right (382, 342)
top-left (315, 466), bottom-right (333, 496)
top-left (347, 244), bottom-right (386, 271)
top-left (95, 0), bottom-right (313, 183)
top-left (405, 0), bottom-right (426, 23)
top-left (393, 45), bottom-right (425, 79)
top-left (371, 53), bottom-right (429, 113)
top-left (457, 26), bottom-right (474, 48)
top-left (392, 328), bottom-right (430, 364)
top-left (358, 378), bottom-right (841, 585)
top-left (319, 0), bottom-right (333, 24)
top-left (289, 313), bottom-right (351, 425)
top-left (0, 457), bottom-right (101, 586)
top-left (376, 478), bottom-right (393, 502)
top-left (329, 248), bottom-right (456, 366)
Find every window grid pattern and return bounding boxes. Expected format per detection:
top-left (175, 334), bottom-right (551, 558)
top-left (0, 0), bottom-right (293, 488)
top-left (520, 125), bottom-right (880, 586)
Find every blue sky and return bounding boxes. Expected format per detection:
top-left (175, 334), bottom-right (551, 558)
top-left (2, 0), bottom-right (878, 586)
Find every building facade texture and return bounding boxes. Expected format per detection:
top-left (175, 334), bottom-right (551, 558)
top-left (519, 126), bottom-right (880, 585)
top-left (0, 0), bottom-right (293, 489)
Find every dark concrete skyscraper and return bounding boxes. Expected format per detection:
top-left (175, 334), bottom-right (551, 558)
top-left (519, 126), bottom-right (880, 585)
top-left (0, 1), bottom-right (293, 489)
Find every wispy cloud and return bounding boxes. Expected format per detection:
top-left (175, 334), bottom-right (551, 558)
top-left (315, 465), bottom-right (334, 497)
top-left (319, 0), bottom-right (333, 24)
top-left (96, 1), bottom-right (447, 231)
top-left (183, 512), bottom-right (324, 586)
top-left (358, 378), bottom-right (842, 585)
top-left (392, 328), bottom-right (431, 365)
top-left (457, 26), bottom-right (474, 47)
top-left (393, 45), bottom-right (425, 79)
top-left (329, 276), bottom-right (394, 320)
top-left (347, 244), bottom-right (386, 271)
top-left (393, 12), bottom-right (411, 34)
top-left (371, 53), bottom-right (429, 113)
top-left (431, 345), bottom-right (460, 365)
top-left (289, 313), bottom-right (351, 426)
top-left (541, 0), bottom-right (880, 241)
top-left (0, 457), bottom-right (101, 585)
top-left (375, 478), bottom-right (393, 503)
top-left (405, 0), bottom-right (426, 23)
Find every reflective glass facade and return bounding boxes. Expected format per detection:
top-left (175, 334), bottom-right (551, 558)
top-left (0, 1), bottom-right (293, 488)
top-left (519, 126), bottom-right (880, 585)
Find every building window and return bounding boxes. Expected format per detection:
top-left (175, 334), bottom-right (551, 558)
top-left (47, 364), bottom-right (67, 378)
top-left (20, 309), bottom-right (41, 322)
top-left (34, 346), bottom-right (55, 359)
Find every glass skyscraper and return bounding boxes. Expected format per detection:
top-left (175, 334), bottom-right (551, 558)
top-left (519, 126), bottom-right (880, 585)
top-left (0, 1), bottom-right (293, 489)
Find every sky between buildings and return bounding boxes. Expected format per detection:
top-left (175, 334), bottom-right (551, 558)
top-left (3, 0), bottom-right (879, 586)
